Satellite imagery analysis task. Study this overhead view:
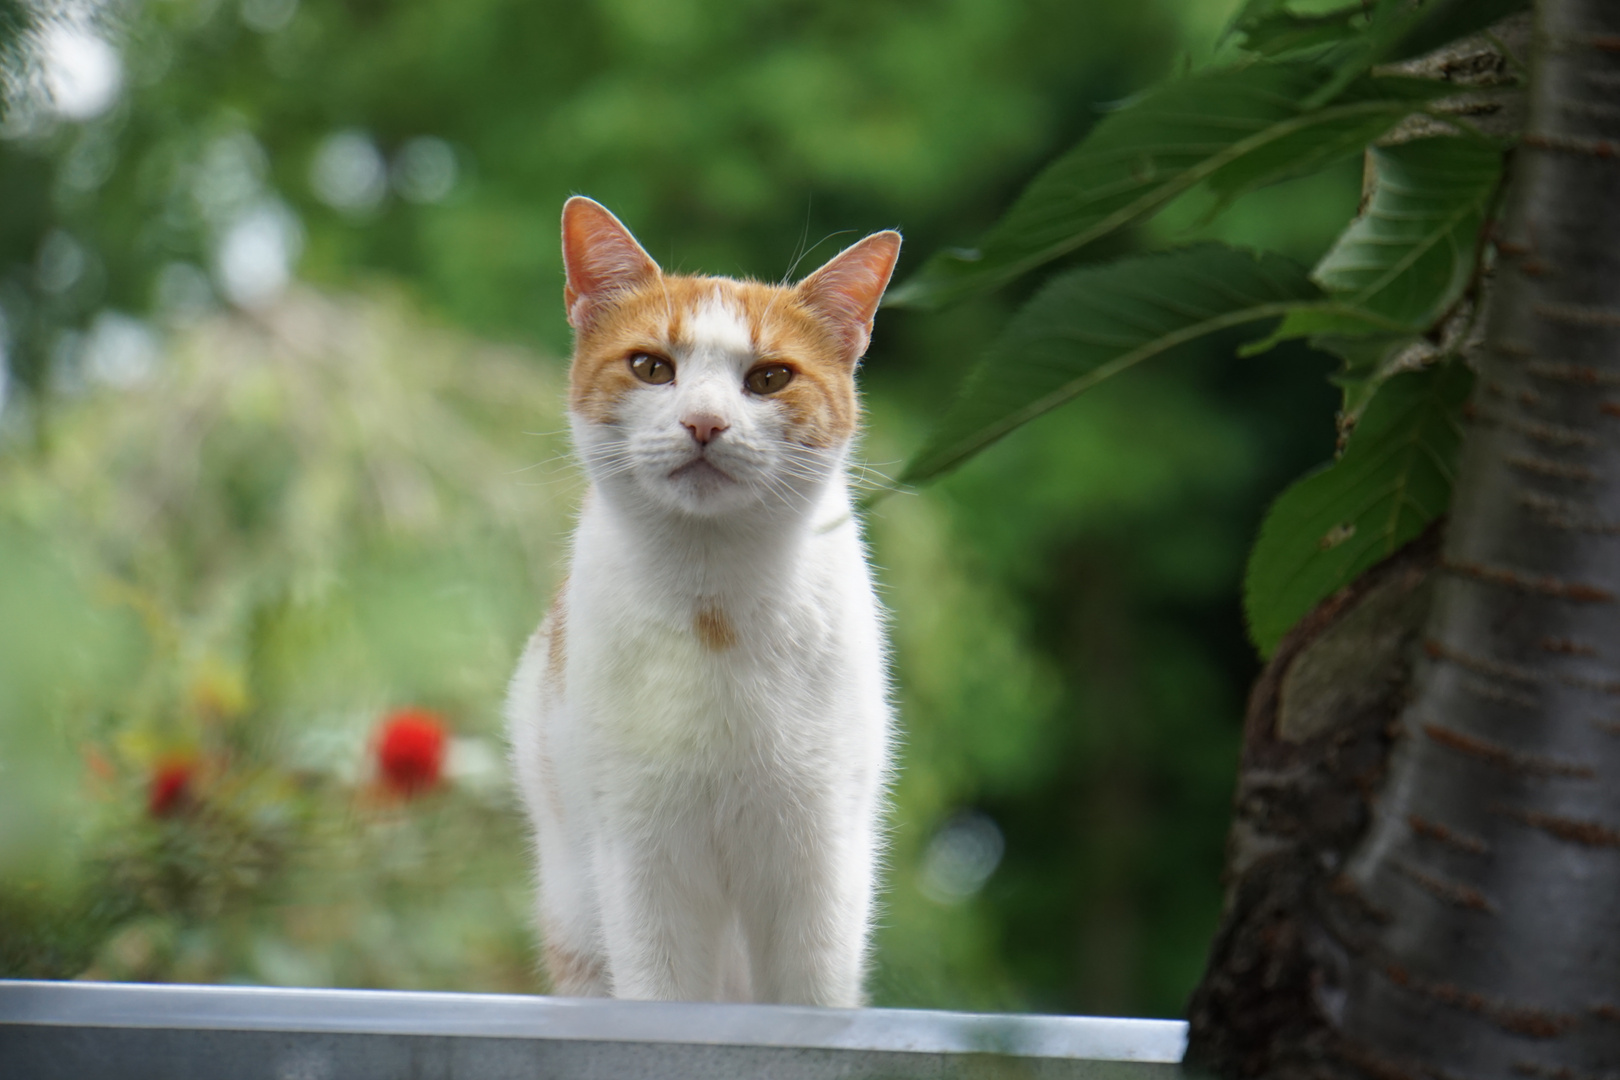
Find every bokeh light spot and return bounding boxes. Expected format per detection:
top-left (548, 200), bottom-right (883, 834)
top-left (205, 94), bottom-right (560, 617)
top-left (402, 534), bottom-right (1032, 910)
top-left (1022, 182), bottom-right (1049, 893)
top-left (214, 201), bottom-right (303, 308)
top-left (240, 0), bottom-right (300, 35)
top-left (919, 810), bottom-right (1005, 905)
top-left (42, 25), bottom-right (124, 121)
top-left (310, 130), bottom-right (388, 216)
top-left (392, 137), bottom-right (458, 205)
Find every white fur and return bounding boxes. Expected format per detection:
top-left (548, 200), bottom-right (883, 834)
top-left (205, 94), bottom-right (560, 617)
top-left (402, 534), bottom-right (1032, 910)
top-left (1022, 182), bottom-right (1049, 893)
top-left (506, 297), bottom-right (892, 1006)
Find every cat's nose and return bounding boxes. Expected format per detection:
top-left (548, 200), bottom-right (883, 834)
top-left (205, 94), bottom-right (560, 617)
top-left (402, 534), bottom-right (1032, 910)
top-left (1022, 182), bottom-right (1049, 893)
top-left (682, 413), bottom-right (729, 446)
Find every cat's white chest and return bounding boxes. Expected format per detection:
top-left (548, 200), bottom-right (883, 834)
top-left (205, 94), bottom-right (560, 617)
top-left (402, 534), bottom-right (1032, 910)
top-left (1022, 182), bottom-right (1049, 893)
top-left (564, 509), bottom-right (849, 766)
top-left (574, 607), bottom-right (767, 759)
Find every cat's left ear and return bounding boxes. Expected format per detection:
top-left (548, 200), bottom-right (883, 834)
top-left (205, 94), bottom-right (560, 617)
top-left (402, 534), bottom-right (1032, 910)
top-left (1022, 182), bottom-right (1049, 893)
top-left (796, 231), bottom-right (902, 363)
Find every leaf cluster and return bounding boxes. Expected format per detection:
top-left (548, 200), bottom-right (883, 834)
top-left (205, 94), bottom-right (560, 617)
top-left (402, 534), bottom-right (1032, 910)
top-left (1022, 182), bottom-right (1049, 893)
top-left (891, 0), bottom-right (1523, 653)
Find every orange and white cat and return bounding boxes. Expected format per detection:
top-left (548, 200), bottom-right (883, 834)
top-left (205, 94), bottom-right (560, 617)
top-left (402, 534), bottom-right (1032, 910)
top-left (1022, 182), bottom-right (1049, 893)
top-left (506, 197), bottom-right (900, 1006)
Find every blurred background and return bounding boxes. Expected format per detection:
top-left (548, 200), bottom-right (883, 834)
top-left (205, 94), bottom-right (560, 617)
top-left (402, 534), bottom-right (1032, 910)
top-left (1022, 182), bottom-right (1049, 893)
top-left (0, 0), bottom-right (1357, 1019)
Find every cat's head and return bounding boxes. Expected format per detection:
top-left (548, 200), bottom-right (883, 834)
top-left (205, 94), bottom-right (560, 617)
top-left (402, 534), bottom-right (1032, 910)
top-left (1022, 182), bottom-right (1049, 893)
top-left (560, 196), bottom-right (900, 519)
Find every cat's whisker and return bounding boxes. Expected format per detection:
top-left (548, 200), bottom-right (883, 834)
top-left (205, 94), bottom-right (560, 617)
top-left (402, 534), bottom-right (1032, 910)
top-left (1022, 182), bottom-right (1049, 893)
top-left (775, 466), bottom-right (827, 487)
top-left (516, 476), bottom-right (589, 490)
top-left (850, 467), bottom-right (897, 492)
top-left (586, 461), bottom-right (642, 482)
top-left (657, 275), bottom-right (676, 336)
top-left (781, 197), bottom-right (814, 288)
top-left (784, 229), bottom-right (853, 283)
top-left (761, 471), bottom-right (805, 509)
top-left (508, 459), bottom-right (561, 476)
top-left (509, 448), bottom-right (583, 475)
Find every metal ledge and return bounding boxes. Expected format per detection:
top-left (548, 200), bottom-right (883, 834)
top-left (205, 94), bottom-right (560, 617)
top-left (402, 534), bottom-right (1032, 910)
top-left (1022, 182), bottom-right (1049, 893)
top-left (1, 980), bottom-right (1186, 1078)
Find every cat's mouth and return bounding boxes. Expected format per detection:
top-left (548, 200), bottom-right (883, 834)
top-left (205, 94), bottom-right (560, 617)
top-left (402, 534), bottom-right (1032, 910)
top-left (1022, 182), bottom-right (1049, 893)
top-left (668, 457), bottom-right (735, 484)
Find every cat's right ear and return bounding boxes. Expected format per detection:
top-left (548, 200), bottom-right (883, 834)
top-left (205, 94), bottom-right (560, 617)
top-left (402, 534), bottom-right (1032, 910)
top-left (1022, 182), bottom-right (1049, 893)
top-left (796, 230), bottom-right (902, 364)
top-left (561, 197), bottom-right (661, 329)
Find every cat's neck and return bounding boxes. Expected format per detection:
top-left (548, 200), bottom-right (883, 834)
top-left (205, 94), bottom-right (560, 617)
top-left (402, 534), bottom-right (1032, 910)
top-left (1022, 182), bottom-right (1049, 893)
top-left (579, 468), bottom-right (854, 602)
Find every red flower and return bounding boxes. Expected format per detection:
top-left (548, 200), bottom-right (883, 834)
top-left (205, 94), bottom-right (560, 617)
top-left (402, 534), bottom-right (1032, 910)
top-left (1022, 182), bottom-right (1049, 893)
top-left (149, 757), bottom-right (196, 817)
top-left (375, 708), bottom-right (448, 797)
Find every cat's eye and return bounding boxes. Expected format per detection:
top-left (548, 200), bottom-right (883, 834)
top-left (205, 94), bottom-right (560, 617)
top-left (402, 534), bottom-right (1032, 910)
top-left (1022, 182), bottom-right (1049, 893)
top-left (744, 364), bottom-right (794, 395)
top-left (628, 353), bottom-right (675, 385)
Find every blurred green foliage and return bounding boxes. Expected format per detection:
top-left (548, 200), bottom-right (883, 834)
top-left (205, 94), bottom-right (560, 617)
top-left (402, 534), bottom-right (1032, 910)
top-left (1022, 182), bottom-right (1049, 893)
top-left (0, 0), bottom-right (1195, 400)
top-left (0, 292), bottom-right (562, 987)
top-left (1, 0), bottom-right (1354, 1020)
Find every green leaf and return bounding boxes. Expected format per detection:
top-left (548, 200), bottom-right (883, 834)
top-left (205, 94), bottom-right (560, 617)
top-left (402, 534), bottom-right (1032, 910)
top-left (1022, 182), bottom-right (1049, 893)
top-left (1227, 0), bottom-right (1527, 66)
top-left (1307, 0), bottom-right (1530, 107)
top-left (1244, 361), bottom-right (1472, 655)
top-left (1315, 139), bottom-right (1501, 317)
top-left (1229, 2), bottom-right (1367, 59)
top-left (1318, 332), bottom-right (1431, 424)
top-left (1243, 136), bottom-right (1502, 354)
top-left (900, 245), bottom-right (1323, 486)
top-left (1240, 16), bottom-right (1362, 59)
top-left (886, 65), bottom-right (1446, 310)
top-left (1302, 0), bottom-right (1418, 107)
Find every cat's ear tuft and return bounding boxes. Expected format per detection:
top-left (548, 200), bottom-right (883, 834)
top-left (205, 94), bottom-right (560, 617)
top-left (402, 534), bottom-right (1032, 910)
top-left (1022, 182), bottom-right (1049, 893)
top-left (796, 230), bottom-right (902, 362)
top-left (561, 197), bottom-right (661, 329)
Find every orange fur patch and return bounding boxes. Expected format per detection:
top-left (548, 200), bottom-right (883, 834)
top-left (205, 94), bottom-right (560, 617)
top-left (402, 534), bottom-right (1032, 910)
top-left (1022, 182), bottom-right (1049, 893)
top-left (569, 276), bottom-right (859, 448)
top-left (545, 577), bottom-right (568, 689)
top-left (693, 601), bottom-right (738, 651)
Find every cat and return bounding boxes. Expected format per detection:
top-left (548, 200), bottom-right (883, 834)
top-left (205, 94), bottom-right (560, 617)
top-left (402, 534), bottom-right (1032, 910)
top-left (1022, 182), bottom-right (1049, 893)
top-left (505, 196), bottom-right (901, 1007)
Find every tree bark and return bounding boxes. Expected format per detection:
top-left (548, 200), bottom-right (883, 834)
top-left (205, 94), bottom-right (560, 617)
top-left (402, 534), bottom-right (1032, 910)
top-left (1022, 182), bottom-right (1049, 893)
top-left (1329, 1), bottom-right (1620, 1073)
top-left (1190, 1), bottom-right (1620, 1075)
top-left (1186, 527), bottom-right (1440, 1077)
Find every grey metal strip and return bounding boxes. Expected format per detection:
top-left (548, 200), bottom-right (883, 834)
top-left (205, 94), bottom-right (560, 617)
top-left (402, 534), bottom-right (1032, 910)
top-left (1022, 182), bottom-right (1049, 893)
top-left (0, 980), bottom-right (1187, 1079)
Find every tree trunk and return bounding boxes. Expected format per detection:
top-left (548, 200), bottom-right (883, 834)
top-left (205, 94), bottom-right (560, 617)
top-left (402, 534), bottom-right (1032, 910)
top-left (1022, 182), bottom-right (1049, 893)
top-left (1186, 526), bottom-right (1441, 1077)
top-left (1189, 1), bottom-right (1620, 1074)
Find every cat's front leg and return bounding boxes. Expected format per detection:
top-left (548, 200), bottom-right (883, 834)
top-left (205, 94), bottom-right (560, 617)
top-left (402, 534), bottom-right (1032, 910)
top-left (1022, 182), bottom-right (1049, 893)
top-left (534, 825), bottom-right (612, 997)
top-left (594, 808), bottom-right (732, 1001)
top-left (734, 807), bottom-right (876, 1008)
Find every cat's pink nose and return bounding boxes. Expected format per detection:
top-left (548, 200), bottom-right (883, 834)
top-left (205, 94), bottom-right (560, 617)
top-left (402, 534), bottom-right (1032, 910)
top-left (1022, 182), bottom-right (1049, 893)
top-left (683, 414), bottom-right (729, 445)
